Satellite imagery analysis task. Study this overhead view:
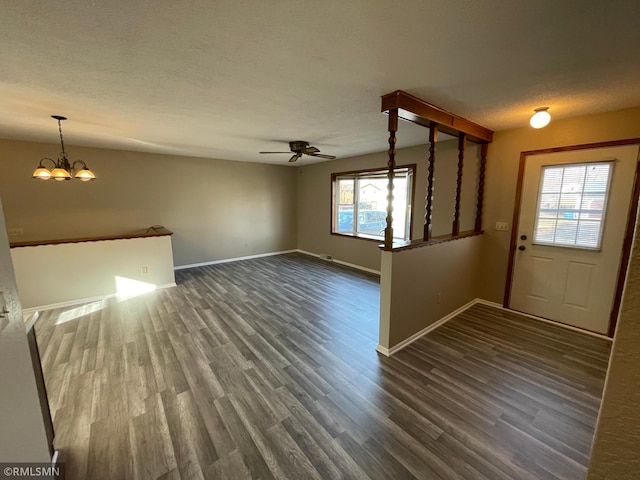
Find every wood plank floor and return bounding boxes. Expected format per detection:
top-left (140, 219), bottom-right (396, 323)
top-left (34, 252), bottom-right (612, 479)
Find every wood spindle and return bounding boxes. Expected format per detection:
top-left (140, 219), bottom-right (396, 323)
top-left (385, 109), bottom-right (398, 249)
top-left (475, 142), bottom-right (488, 232)
top-left (424, 122), bottom-right (438, 241)
top-left (452, 133), bottom-right (466, 236)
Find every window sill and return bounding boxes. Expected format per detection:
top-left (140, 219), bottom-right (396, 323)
top-left (331, 231), bottom-right (405, 243)
top-left (379, 230), bottom-right (484, 252)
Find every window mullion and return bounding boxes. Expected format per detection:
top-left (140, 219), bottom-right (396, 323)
top-left (354, 178), bottom-right (360, 234)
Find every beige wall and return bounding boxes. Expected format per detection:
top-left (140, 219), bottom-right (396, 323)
top-left (479, 106), bottom-right (640, 303)
top-left (297, 141), bottom-right (480, 271)
top-left (379, 235), bottom-right (482, 350)
top-left (12, 235), bottom-right (176, 310)
top-left (0, 139), bottom-right (297, 267)
top-left (0, 199), bottom-right (50, 462)
top-left (588, 203), bottom-right (640, 478)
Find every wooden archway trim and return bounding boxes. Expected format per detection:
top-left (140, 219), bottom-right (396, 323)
top-left (381, 90), bottom-right (493, 143)
top-left (380, 90), bottom-right (494, 249)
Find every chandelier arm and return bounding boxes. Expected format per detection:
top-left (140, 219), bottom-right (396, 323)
top-left (38, 158), bottom-right (57, 169)
top-left (71, 160), bottom-right (88, 172)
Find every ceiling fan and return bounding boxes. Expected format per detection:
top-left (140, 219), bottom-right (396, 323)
top-left (259, 140), bottom-right (336, 162)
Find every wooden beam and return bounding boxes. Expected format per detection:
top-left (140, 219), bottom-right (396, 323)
top-left (424, 122), bottom-right (438, 241)
top-left (608, 146), bottom-right (640, 337)
top-left (503, 152), bottom-right (527, 307)
top-left (381, 90), bottom-right (493, 143)
top-left (452, 133), bottom-right (466, 236)
top-left (475, 142), bottom-right (488, 232)
top-left (384, 109), bottom-right (398, 249)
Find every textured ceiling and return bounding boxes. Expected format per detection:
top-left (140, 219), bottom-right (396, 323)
top-left (1, 0), bottom-right (639, 165)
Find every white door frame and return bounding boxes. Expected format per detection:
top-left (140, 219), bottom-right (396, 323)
top-left (504, 139), bottom-right (640, 337)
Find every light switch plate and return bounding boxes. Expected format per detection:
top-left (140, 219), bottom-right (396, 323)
top-left (495, 222), bottom-right (509, 231)
top-left (7, 227), bottom-right (24, 236)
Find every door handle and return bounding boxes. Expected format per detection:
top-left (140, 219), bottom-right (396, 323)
top-left (518, 245), bottom-right (526, 251)
top-left (520, 234), bottom-right (527, 241)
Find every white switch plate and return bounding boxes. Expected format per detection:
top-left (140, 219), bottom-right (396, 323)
top-left (7, 227), bottom-right (24, 236)
top-left (495, 222), bottom-right (509, 231)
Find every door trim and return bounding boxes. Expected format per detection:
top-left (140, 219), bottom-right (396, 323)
top-left (503, 138), bottom-right (640, 337)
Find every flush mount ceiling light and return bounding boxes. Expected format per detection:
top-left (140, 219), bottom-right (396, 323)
top-left (530, 107), bottom-right (551, 129)
top-left (32, 115), bottom-right (96, 181)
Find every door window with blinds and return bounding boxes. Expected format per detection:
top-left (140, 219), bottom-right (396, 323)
top-left (533, 161), bottom-right (613, 250)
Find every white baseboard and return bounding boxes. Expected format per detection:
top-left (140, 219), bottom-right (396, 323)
top-left (51, 450), bottom-right (60, 468)
top-left (474, 298), bottom-right (613, 341)
top-left (377, 298), bottom-right (479, 357)
top-left (296, 250), bottom-right (381, 275)
top-left (175, 249), bottom-right (380, 276)
top-left (174, 250), bottom-right (297, 270)
top-left (24, 311), bottom-right (40, 332)
top-left (22, 294), bottom-right (115, 317)
top-left (474, 299), bottom-right (502, 309)
top-left (21, 282), bottom-right (177, 317)
top-left (375, 344), bottom-right (391, 356)
top-left (333, 258), bottom-right (380, 275)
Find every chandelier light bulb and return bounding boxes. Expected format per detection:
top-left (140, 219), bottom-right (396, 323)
top-left (75, 168), bottom-right (96, 182)
top-left (32, 166), bottom-right (52, 180)
top-left (51, 167), bottom-right (71, 181)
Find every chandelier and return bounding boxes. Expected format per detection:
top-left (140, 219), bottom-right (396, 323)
top-left (32, 116), bottom-right (96, 181)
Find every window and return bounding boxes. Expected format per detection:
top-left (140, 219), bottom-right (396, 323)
top-left (332, 166), bottom-right (414, 240)
top-left (533, 161), bottom-right (613, 249)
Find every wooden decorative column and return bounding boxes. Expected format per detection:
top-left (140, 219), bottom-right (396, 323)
top-left (475, 142), bottom-right (488, 232)
top-left (424, 122), bottom-right (438, 241)
top-left (380, 90), bottom-right (493, 244)
top-left (384, 109), bottom-right (398, 249)
top-left (452, 133), bottom-right (466, 236)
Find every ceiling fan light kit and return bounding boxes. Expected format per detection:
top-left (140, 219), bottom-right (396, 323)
top-left (259, 140), bottom-right (336, 163)
top-left (32, 115), bottom-right (96, 181)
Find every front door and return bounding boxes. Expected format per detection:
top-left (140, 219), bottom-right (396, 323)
top-left (510, 145), bottom-right (638, 334)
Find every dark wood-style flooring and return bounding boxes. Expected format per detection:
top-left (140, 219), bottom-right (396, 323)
top-left (34, 252), bottom-right (612, 479)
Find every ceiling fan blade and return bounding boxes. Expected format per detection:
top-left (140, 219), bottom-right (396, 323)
top-left (259, 151), bottom-right (292, 154)
top-left (289, 153), bottom-right (301, 162)
top-left (308, 153), bottom-right (336, 159)
top-left (304, 146), bottom-right (320, 154)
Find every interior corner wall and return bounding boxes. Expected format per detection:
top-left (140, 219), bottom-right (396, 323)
top-left (587, 202), bottom-right (640, 479)
top-left (296, 141), bottom-right (477, 271)
top-left (479, 106), bottom-right (640, 304)
top-left (0, 198), bottom-right (50, 463)
top-left (386, 235), bottom-right (482, 348)
top-left (0, 139), bottom-right (298, 267)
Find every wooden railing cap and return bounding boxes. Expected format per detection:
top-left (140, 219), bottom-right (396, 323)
top-left (10, 226), bottom-right (173, 248)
